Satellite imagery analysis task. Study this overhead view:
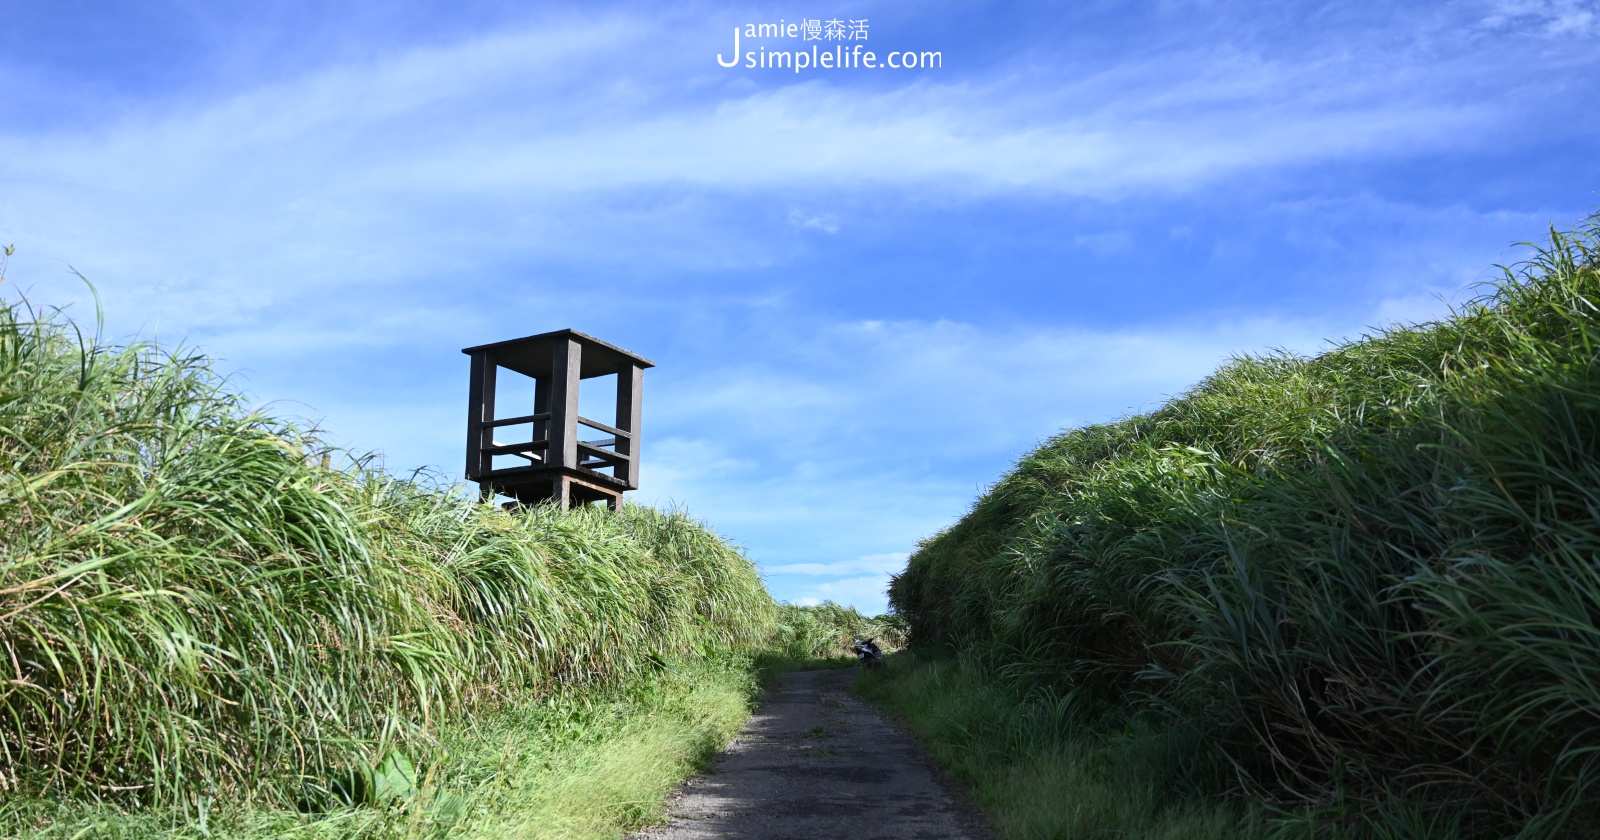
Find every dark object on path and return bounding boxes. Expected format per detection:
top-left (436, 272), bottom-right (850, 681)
top-left (463, 329), bottom-right (653, 510)
top-left (852, 638), bottom-right (884, 672)
top-left (634, 669), bottom-right (989, 840)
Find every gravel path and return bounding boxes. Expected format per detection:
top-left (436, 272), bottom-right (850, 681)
top-left (633, 668), bottom-right (989, 840)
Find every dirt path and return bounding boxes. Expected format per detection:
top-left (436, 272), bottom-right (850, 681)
top-left (633, 668), bottom-right (989, 840)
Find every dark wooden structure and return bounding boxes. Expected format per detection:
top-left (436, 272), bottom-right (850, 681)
top-left (463, 330), bottom-right (653, 510)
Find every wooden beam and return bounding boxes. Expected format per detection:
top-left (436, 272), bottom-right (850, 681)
top-left (549, 337), bottom-right (581, 471)
top-left (615, 362), bottom-right (643, 489)
top-left (465, 352), bottom-right (496, 480)
top-left (485, 412), bottom-right (551, 429)
top-left (533, 374), bottom-right (551, 444)
top-left (483, 440), bottom-right (549, 456)
top-left (577, 440), bottom-right (630, 463)
top-left (577, 416), bottom-right (629, 438)
top-left (570, 466), bottom-right (629, 487)
top-left (553, 475), bottom-right (571, 508)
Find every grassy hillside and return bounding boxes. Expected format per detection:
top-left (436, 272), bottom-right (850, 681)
top-left (5, 656), bottom-right (761, 839)
top-left (887, 216), bottom-right (1600, 837)
top-left (0, 292), bottom-right (775, 815)
top-left (767, 601), bottom-right (908, 661)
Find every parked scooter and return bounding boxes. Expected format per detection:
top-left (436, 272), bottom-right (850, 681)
top-left (851, 638), bottom-right (884, 672)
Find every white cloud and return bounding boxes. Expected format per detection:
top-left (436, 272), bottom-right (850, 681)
top-left (766, 553), bottom-right (909, 576)
top-left (629, 307), bottom-right (1371, 610)
top-left (1480, 0), bottom-right (1599, 35)
top-left (0, 6), bottom-right (1534, 347)
top-left (788, 576), bottom-right (896, 615)
top-left (786, 208), bottom-right (839, 234)
top-left (626, 255), bottom-right (1531, 612)
top-left (648, 312), bottom-right (1348, 461)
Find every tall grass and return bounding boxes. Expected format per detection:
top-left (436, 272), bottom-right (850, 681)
top-left (889, 216), bottom-right (1600, 836)
top-left (0, 294), bottom-right (775, 809)
top-left (766, 601), bottom-right (908, 660)
top-left (4, 655), bottom-right (760, 839)
top-left (858, 653), bottom-right (1259, 840)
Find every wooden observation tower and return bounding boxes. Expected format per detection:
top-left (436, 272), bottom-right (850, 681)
top-left (463, 330), bottom-right (653, 510)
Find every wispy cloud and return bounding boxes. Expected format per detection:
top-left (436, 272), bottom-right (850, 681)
top-left (766, 553), bottom-right (908, 577)
top-left (2, 2), bottom-right (1592, 616)
top-left (1478, 0), bottom-right (1599, 36)
top-left (786, 208), bottom-right (839, 234)
top-left (791, 576), bottom-right (898, 612)
top-left (1, 4), bottom-right (1543, 334)
top-left (631, 306), bottom-right (1370, 606)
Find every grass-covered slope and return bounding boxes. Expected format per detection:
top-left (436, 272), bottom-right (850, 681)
top-left (767, 602), bottom-right (908, 661)
top-left (9, 657), bottom-right (761, 839)
top-left (888, 218), bottom-right (1600, 836)
top-left (0, 295), bottom-right (775, 809)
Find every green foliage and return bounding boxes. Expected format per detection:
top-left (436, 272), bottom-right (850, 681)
top-left (1, 655), bottom-right (759, 839)
top-left (766, 601), bottom-right (907, 660)
top-left (889, 216), bottom-right (1600, 837)
top-left (859, 653), bottom-right (1258, 840)
top-left (0, 295), bottom-right (775, 809)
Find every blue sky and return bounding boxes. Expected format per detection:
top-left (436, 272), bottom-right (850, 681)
top-left (3, 1), bottom-right (1597, 614)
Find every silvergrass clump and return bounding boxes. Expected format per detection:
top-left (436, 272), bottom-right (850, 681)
top-left (890, 214), bottom-right (1600, 837)
top-left (1, 656), bottom-right (762, 839)
top-left (768, 601), bottom-right (908, 660)
top-left (0, 295), bottom-right (774, 807)
top-left (858, 654), bottom-right (1260, 840)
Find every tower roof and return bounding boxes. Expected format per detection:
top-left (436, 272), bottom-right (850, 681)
top-left (461, 329), bottom-right (655, 379)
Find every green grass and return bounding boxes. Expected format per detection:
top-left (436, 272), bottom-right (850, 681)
top-left (0, 289), bottom-right (775, 816)
top-left (766, 601), bottom-right (908, 660)
top-left (858, 653), bottom-right (1259, 840)
top-left (753, 601), bottom-right (907, 687)
top-left (888, 216), bottom-right (1600, 837)
top-left (1, 655), bottom-right (758, 839)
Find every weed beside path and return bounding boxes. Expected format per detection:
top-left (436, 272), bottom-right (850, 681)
top-left (3, 657), bottom-right (758, 840)
top-left (857, 654), bottom-right (1256, 840)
